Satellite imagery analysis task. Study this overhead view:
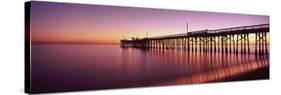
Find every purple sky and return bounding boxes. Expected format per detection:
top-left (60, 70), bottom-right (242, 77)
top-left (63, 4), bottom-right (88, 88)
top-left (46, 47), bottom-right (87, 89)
top-left (30, 1), bottom-right (269, 44)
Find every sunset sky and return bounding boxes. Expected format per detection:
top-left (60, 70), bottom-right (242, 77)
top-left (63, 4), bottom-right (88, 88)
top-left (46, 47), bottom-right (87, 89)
top-left (30, 1), bottom-right (269, 44)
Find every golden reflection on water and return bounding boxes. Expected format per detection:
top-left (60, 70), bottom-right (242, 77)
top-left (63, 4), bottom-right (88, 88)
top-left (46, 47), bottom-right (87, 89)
top-left (159, 57), bottom-right (268, 85)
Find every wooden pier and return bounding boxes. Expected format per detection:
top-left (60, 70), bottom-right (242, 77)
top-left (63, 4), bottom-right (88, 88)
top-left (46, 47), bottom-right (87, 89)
top-left (120, 24), bottom-right (269, 55)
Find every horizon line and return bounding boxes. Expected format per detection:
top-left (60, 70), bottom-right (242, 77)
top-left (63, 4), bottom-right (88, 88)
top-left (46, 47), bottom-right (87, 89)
top-left (31, 41), bottom-right (120, 45)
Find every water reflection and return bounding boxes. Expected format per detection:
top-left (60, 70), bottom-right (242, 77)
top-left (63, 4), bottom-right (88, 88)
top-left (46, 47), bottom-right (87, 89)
top-left (31, 45), bottom-right (269, 93)
top-left (120, 46), bottom-right (269, 86)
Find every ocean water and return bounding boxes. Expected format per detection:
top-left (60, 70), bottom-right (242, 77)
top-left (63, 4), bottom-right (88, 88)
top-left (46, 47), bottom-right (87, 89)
top-left (31, 44), bottom-right (269, 93)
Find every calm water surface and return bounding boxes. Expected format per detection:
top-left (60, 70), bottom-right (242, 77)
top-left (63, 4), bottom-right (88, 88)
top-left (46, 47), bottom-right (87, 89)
top-left (31, 44), bottom-right (269, 93)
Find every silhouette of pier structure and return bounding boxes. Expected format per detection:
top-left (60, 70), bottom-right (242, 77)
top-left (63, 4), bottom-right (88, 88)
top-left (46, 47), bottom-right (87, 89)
top-left (120, 24), bottom-right (269, 55)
